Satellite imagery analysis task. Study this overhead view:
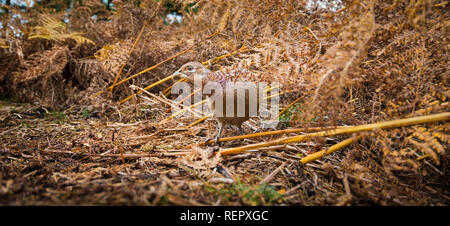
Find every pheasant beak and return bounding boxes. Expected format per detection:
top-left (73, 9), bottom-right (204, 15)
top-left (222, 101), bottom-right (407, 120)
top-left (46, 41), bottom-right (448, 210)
top-left (172, 70), bottom-right (187, 81)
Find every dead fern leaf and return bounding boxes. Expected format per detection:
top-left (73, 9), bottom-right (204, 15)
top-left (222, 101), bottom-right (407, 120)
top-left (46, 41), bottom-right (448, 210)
top-left (0, 38), bottom-right (9, 49)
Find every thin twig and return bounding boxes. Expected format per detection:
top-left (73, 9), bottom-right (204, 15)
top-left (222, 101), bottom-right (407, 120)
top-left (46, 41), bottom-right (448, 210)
top-left (260, 162), bottom-right (286, 184)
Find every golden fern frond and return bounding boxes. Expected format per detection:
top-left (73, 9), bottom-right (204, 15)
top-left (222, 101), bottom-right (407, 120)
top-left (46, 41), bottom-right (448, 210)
top-left (217, 3), bottom-right (231, 33)
top-left (407, 138), bottom-right (440, 165)
top-left (431, 131), bottom-right (450, 143)
top-left (94, 41), bottom-right (132, 77)
top-left (28, 16), bottom-right (95, 45)
top-left (413, 129), bottom-right (445, 154)
top-left (0, 38), bottom-right (8, 48)
top-left (59, 33), bottom-right (95, 45)
top-left (405, 124), bottom-right (449, 165)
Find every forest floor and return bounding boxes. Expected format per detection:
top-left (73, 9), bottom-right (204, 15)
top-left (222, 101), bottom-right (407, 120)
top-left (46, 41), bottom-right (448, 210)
top-left (0, 99), bottom-right (296, 205)
top-left (1, 99), bottom-right (448, 206)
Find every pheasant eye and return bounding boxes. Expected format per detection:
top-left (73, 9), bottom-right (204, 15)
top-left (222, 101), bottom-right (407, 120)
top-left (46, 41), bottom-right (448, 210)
top-left (186, 66), bottom-right (195, 72)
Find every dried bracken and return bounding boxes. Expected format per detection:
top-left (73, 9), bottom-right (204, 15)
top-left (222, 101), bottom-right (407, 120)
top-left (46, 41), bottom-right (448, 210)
top-left (0, 0), bottom-right (448, 206)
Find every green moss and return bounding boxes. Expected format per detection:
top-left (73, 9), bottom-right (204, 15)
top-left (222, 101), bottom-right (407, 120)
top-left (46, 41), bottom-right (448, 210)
top-left (206, 178), bottom-right (282, 205)
top-left (45, 111), bottom-right (67, 124)
top-left (81, 108), bottom-right (91, 119)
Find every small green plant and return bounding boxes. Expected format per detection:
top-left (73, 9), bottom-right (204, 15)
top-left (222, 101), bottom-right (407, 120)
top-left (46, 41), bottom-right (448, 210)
top-left (206, 179), bottom-right (282, 205)
top-left (158, 196), bottom-right (170, 205)
top-left (280, 102), bottom-right (319, 123)
top-left (279, 102), bottom-right (302, 122)
top-left (81, 108), bottom-right (90, 119)
top-left (184, 2), bottom-right (199, 14)
top-left (45, 111), bottom-right (67, 124)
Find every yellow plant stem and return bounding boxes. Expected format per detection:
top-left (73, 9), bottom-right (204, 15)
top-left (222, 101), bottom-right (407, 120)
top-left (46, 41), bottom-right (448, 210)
top-left (111, 41), bottom-right (248, 102)
top-left (110, 2), bottom-right (162, 92)
top-left (202, 126), bottom-right (348, 146)
top-left (166, 88), bottom-right (202, 113)
top-left (161, 99), bottom-right (208, 123)
top-left (95, 46), bottom-right (194, 98)
top-left (97, 28), bottom-right (222, 99)
top-left (115, 41), bottom-right (245, 103)
top-left (300, 135), bottom-right (363, 164)
top-left (111, 64), bottom-right (127, 92)
top-left (264, 91), bottom-right (287, 100)
top-left (188, 114), bottom-right (214, 127)
top-left (202, 44), bottom-right (248, 65)
top-left (416, 154), bottom-right (431, 161)
top-left (434, 2), bottom-right (448, 7)
top-left (219, 112), bottom-right (450, 156)
top-left (130, 85), bottom-right (182, 112)
top-left (119, 74), bottom-right (175, 104)
top-left (264, 85), bottom-right (280, 93)
top-left (275, 96), bottom-right (305, 120)
top-left (162, 78), bottom-right (185, 96)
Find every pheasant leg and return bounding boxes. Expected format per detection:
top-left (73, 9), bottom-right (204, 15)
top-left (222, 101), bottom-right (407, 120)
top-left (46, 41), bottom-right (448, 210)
top-left (205, 121), bottom-right (224, 145)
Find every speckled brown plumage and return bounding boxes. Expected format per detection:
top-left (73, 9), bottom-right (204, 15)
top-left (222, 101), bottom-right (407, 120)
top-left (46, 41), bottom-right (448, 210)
top-left (172, 62), bottom-right (257, 143)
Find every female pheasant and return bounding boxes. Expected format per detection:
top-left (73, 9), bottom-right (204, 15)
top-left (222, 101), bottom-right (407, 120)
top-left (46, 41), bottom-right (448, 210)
top-left (172, 62), bottom-right (258, 144)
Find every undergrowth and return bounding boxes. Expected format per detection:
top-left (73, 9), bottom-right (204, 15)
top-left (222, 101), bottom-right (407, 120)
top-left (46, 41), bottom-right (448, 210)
top-left (0, 0), bottom-right (448, 205)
